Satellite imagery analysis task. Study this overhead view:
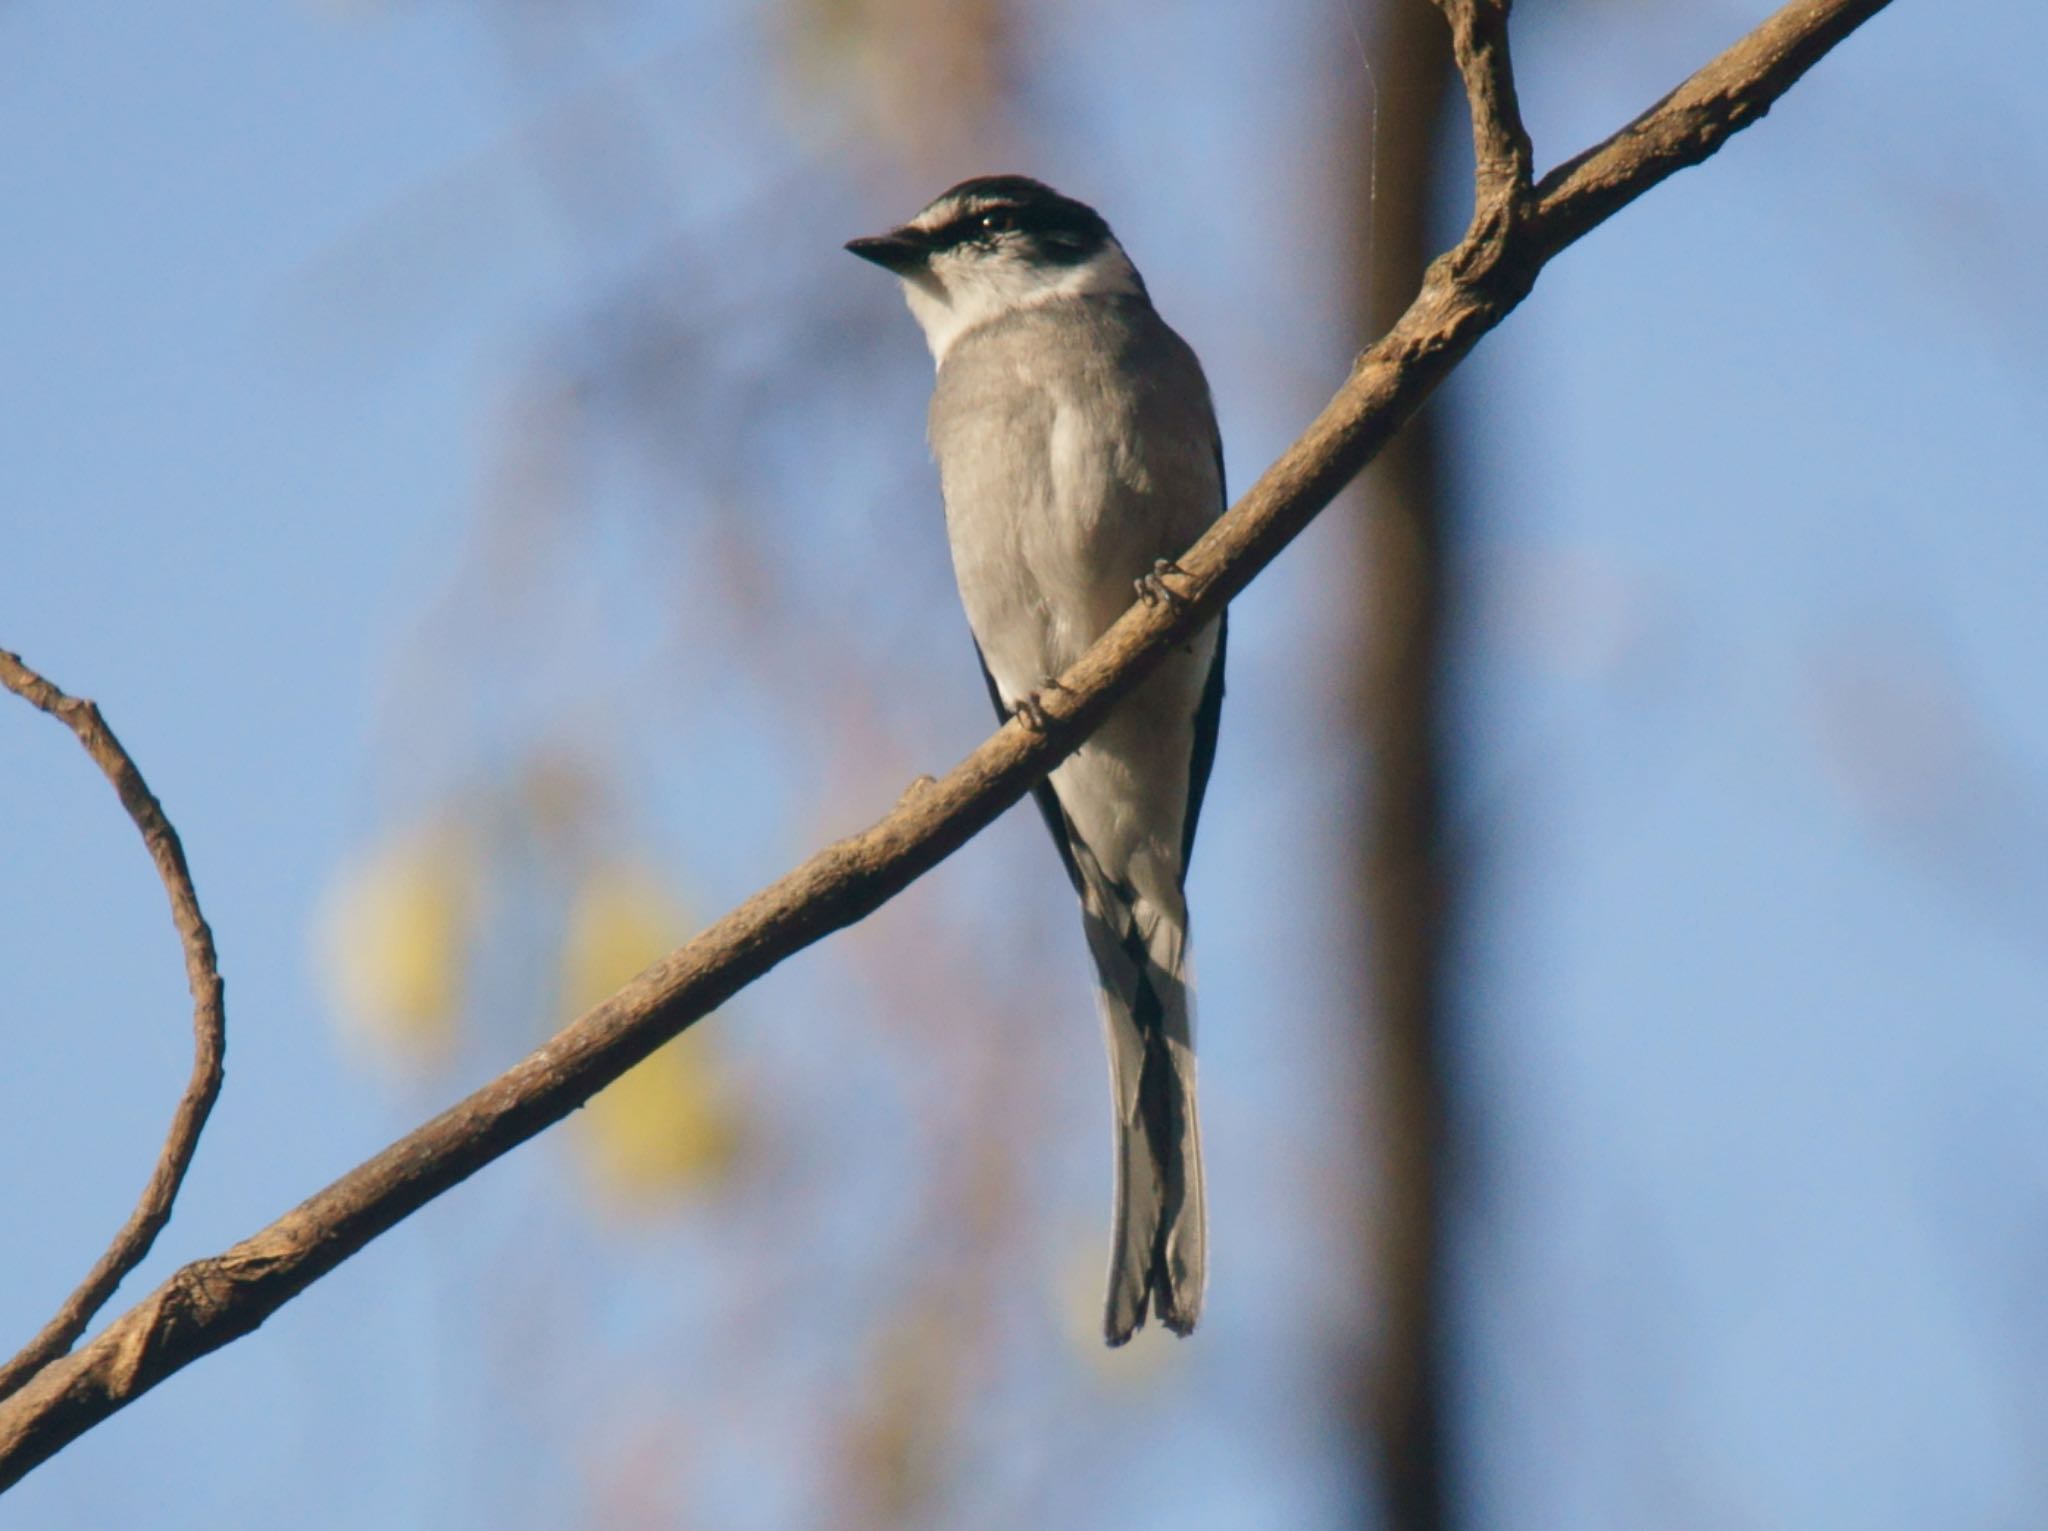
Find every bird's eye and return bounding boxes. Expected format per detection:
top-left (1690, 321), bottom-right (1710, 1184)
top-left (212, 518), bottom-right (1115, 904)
top-left (979, 208), bottom-right (1017, 234)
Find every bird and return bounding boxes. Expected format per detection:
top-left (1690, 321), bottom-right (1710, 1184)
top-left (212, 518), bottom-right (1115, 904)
top-left (846, 175), bottom-right (1227, 1345)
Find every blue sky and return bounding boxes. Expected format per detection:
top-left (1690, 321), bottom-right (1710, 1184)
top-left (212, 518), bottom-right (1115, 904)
top-left (3, 1), bottom-right (2046, 1527)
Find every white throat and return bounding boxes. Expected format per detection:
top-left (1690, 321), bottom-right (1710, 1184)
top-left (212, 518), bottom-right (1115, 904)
top-left (900, 243), bottom-right (1141, 367)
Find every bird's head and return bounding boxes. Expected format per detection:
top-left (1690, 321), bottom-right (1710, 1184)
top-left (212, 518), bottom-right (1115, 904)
top-left (846, 175), bottom-right (1144, 363)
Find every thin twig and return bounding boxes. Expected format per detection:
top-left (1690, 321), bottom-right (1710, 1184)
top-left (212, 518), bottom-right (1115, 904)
top-left (0, 0), bottom-right (1895, 1490)
top-left (1433, 0), bottom-right (1533, 201)
top-left (0, 653), bottom-right (226, 1403)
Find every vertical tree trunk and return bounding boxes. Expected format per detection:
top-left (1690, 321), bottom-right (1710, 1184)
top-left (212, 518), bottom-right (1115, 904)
top-left (1351, 3), bottom-right (1458, 1527)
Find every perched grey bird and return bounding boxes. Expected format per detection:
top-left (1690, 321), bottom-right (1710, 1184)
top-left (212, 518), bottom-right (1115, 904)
top-left (847, 176), bottom-right (1226, 1344)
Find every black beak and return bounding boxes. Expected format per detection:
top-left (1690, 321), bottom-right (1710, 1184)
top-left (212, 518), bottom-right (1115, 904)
top-left (844, 228), bottom-right (931, 274)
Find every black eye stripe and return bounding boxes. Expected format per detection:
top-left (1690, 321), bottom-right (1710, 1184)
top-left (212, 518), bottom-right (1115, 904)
top-left (925, 213), bottom-right (996, 250)
top-left (925, 205), bottom-right (1022, 248)
top-left (925, 201), bottom-right (1105, 256)
top-left (916, 176), bottom-right (1117, 252)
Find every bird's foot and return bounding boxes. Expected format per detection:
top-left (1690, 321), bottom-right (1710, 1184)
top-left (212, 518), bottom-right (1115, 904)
top-left (897, 773), bottom-right (939, 807)
top-left (1135, 558), bottom-right (1191, 612)
top-left (1014, 676), bottom-right (1066, 733)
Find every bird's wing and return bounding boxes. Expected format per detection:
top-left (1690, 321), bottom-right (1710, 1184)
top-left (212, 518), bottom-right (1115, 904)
top-left (1180, 609), bottom-right (1227, 874)
top-left (1176, 418), bottom-right (1228, 874)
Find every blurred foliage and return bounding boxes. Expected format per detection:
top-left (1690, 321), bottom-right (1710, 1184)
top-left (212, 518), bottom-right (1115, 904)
top-left (316, 774), bottom-right (743, 1202)
top-left (318, 818), bottom-right (478, 1070)
top-left (561, 862), bottom-right (743, 1206)
top-left (844, 1313), bottom-right (960, 1526)
top-left (778, 0), bottom-right (1013, 162)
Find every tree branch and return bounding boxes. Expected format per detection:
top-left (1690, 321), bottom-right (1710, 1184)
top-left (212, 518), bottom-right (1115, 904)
top-left (1532, 0), bottom-right (1898, 251)
top-left (1433, 0), bottom-right (1532, 202)
top-left (0, 653), bottom-right (226, 1404)
top-left (0, 0), bottom-right (1895, 1490)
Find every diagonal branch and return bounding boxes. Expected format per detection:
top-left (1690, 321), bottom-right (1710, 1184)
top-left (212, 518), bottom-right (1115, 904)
top-left (1532, 0), bottom-right (1898, 251)
top-left (0, 0), bottom-right (1895, 1491)
top-left (0, 653), bottom-right (227, 1404)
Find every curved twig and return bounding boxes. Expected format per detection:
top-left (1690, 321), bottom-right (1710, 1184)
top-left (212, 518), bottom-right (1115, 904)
top-left (0, 653), bottom-right (227, 1403)
top-left (0, 0), bottom-right (1894, 1490)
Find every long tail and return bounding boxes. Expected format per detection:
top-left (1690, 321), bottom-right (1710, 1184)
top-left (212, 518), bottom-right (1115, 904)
top-left (1075, 864), bottom-right (1205, 1346)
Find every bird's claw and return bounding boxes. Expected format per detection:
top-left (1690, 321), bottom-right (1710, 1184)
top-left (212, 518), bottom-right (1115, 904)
top-left (1014, 676), bottom-right (1065, 733)
top-left (1135, 559), bottom-right (1191, 612)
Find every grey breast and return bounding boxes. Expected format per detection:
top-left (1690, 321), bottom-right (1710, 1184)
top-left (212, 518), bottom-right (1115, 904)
top-left (927, 295), bottom-right (1223, 684)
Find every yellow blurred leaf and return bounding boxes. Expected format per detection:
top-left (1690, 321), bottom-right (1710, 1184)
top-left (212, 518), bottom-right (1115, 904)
top-left (577, 1034), bottom-right (742, 1208)
top-left (559, 862), bottom-right (685, 1014)
top-left (563, 863), bottom-right (742, 1205)
top-left (317, 822), bottom-right (477, 1070)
